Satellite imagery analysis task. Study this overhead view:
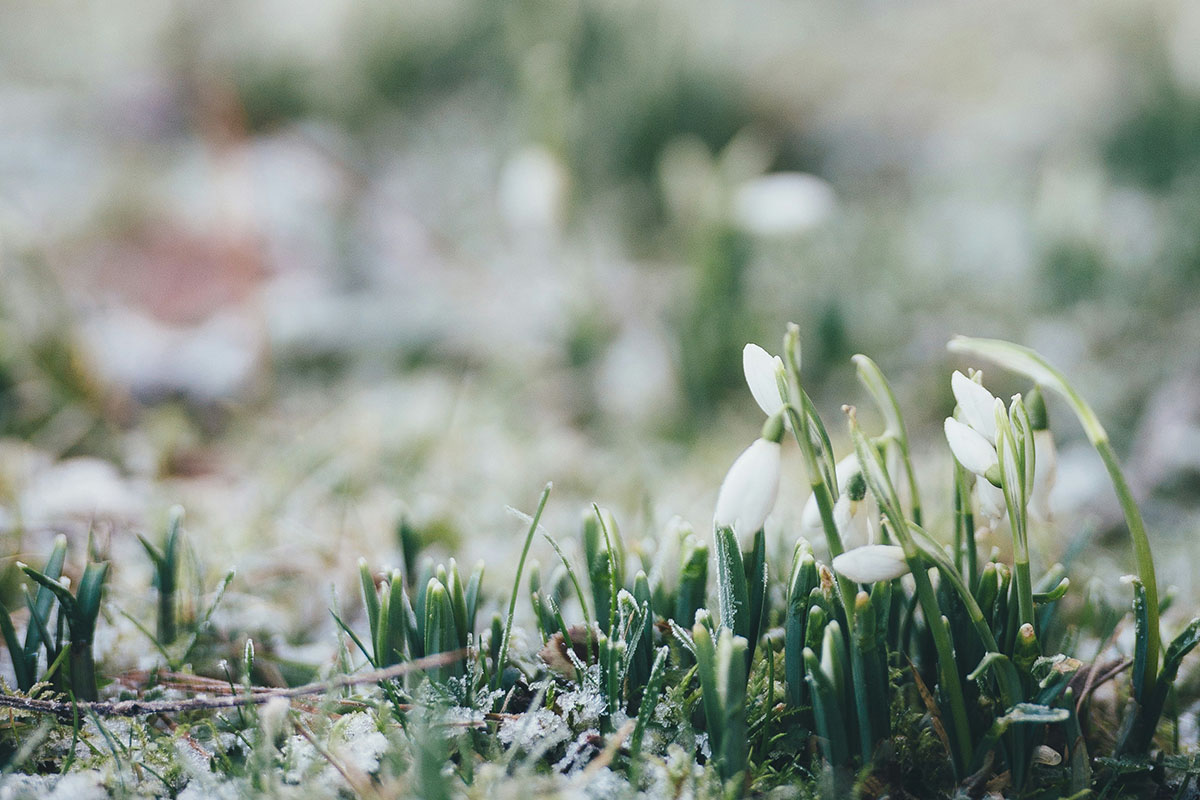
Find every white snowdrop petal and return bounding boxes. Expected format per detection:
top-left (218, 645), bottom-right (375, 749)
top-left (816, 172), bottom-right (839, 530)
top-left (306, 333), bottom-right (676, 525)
top-left (834, 453), bottom-right (863, 493)
top-left (1031, 429), bottom-right (1058, 521)
top-left (833, 494), bottom-right (854, 538)
top-left (714, 439), bottom-right (782, 539)
top-left (742, 344), bottom-right (786, 417)
top-left (952, 370), bottom-right (998, 443)
top-left (800, 453), bottom-right (862, 535)
top-left (832, 545), bottom-right (910, 583)
top-left (976, 479), bottom-right (1007, 524)
top-left (800, 492), bottom-right (822, 535)
top-left (944, 418), bottom-right (999, 477)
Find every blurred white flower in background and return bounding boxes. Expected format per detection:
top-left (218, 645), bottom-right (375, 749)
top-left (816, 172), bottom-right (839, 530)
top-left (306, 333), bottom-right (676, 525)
top-left (18, 456), bottom-right (143, 525)
top-left (498, 145), bottom-right (569, 236)
top-left (80, 307), bottom-right (260, 404)
top-left (731, 172), bottom-right (835, 237)
top-left (594, 324), bottom-right (677, 425)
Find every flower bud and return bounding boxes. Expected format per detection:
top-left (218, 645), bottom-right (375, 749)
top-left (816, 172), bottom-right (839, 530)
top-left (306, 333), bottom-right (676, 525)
top-left (951, 370), bottom-right (998, 443)
top-left (944, 417), bottom-right (999, 479)
top-left (742, 344), bottom-right (786, 418)
top-left (831, 545), bottom-right (910, 584)
top-left (714, 438), bottom-right (782, 539)
top-left (800, 454), bottom-right (863, 534)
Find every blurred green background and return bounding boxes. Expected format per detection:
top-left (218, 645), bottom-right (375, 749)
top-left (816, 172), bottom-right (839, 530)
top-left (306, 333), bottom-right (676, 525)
top-left (3, 0), bottom-right (1200, 634)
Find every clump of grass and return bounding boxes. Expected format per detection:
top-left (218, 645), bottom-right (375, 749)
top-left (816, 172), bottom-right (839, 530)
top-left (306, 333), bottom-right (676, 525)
top-left (2, 330), bottom-right (1200, 798)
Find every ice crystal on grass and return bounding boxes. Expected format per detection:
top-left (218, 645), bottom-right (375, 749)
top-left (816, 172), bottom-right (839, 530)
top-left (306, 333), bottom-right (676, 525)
top-left (569, 766), bottom-right (629, 799)
top-left (0, 772), bottom-right (107, 800)
top-left (329, 712), bottom-right (388, 775)
top-left (554, 729), bottom-right (601, 775)
top-left (498, 708), bottom-right (571, 755)
top-left (557, 685), bottom-right (606, 728)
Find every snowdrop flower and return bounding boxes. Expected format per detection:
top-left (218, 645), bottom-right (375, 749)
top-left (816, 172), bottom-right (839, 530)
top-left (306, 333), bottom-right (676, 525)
top-left (832, 545), bottom-right (910, 583)
top-left (800, 454), bottom-right (868, 537)
top-left (951, 370), bottom-right (998, 444)
top-left (944, 418), bottom-right (999, 481)
top-left (742, 343), bottom-right (786, 417)
top-left (714, 413), bottom-right (785, 540)
top-left (945, 370), bottom-right (1010, 524)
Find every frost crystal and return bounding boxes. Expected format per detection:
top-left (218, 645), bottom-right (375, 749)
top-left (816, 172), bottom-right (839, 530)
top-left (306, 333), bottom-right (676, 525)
top-left (498, 708), bottom-right (570, 754)
top-left (554, 729), bottom-right (600, 775)
top-left (556, 686), bottom-right (606, 728)
top-left (331, 712), bottom-right (388, 775)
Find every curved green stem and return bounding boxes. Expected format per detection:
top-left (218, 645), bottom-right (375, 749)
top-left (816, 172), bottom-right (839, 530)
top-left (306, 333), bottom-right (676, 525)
top-left (493, 484), bottom-right (552, 692)
top-left (950, 336), bottom-right (1159, 698)
top-left (853, 354), bottom-right (923, 526)
top-left (849, 413), bottom-right (972, 773)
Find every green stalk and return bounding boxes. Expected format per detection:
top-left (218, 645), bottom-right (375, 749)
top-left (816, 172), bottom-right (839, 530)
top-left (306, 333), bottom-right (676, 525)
top-left (950, 335), bottom-right (1160, 697)
top-left (852, 354), bottom-right (923, 526)
top-left (779, 328), bottom-right (854, 607)
top-left (953, 465), bottom-right (978, 592)
top-left (784, 331), bottom-right (882, 764)
top-left (848, 413), bottom-right (972, 772)
top-left (493, 483), bottom-right (552, 692)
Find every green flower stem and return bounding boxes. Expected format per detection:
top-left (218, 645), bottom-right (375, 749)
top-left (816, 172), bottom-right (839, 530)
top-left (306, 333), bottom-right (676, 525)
top-left (493, 483), bottom-right (552, 692)
top-left (780, 329), bottom-right (852, 602)
top-left (950, 336), bottom-right (1160, 698)
top-left (852, 354), bottom-right (923, 526)
top-left (849, 413), bottom-right (972, 773)
top-left (1013, 557), bottom-right (1035, 633)
top-left (953, 465), bottom-right (978, 592)
top-left (780, 395), bottom-right (872, 739)
top-left (782, 328), bottom-right (879, 763)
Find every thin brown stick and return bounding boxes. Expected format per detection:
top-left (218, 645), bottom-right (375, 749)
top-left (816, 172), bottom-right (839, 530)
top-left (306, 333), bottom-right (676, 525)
top-left (0, 651), bottom-right (464, 720)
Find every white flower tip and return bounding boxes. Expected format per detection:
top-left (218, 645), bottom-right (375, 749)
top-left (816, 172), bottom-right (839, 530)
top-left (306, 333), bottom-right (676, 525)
top-left (944, 417), bottom-right (999, 477)
top-left (951, 370), bottom-right (998, 442)
top-left (832, 545), bottom-right (910, 583)
top-left (743, 344), bottom-right (786, 417)
top-left (714, 439), bottom-right (782, 538)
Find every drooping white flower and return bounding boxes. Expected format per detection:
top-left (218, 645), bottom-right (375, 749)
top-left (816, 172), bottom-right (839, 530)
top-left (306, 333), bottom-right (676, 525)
top-left (832, 545), bottom-right (910, 583)
top-left (951, 370), bottom-right (999, 443)
top-left (944, 417), bottom-right (999, 478)
top-left (714, 438), bottom-right (782, 539)
top-left (742, 343), bottom-right (786, 417)
top-left (945, 371), bottom-right (1010, 524)
top-left (800, 454), bottom-right (864, 534)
